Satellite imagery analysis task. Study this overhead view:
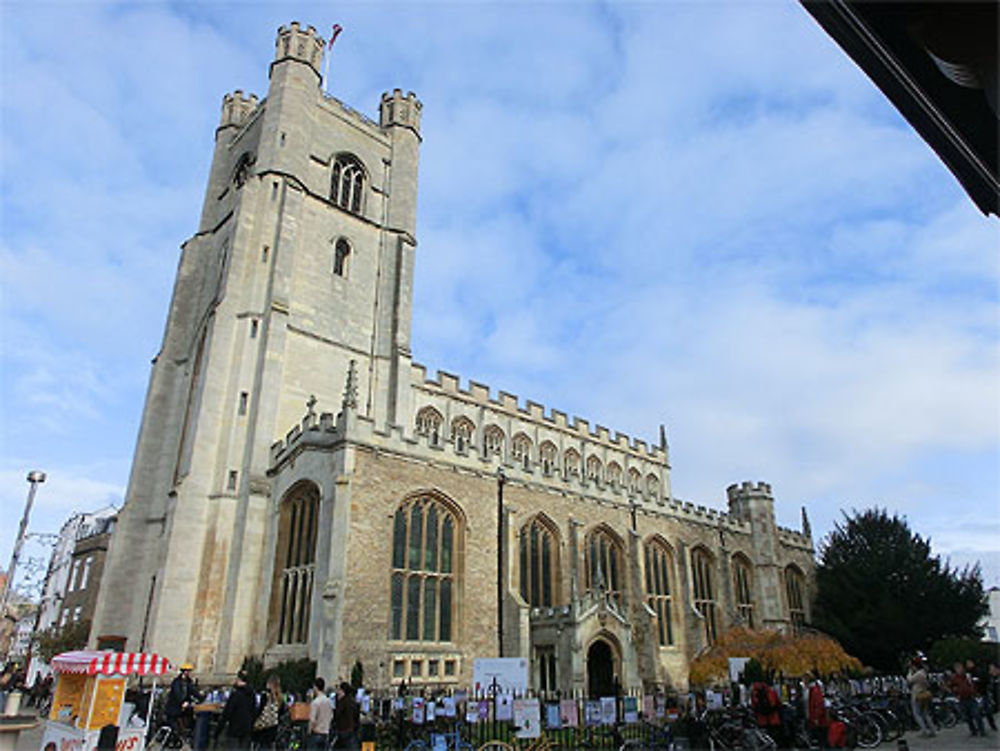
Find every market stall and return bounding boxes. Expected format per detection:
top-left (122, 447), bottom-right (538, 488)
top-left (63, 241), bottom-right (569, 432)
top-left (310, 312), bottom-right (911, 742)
top-left (42, 651), bottom-right (172, 751)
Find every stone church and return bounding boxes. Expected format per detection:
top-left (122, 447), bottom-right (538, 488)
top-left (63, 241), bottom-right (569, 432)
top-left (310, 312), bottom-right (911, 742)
top-left (91, 22), bottom-right (815, 694)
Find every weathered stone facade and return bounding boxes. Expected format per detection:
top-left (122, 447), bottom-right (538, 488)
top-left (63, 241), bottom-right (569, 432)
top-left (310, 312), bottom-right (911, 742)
top-left (92, 22), bottom-right (815, 693)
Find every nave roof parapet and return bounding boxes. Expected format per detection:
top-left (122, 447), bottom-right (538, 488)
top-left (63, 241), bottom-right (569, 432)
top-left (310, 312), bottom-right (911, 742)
top-left (411, 363), bottom-right (664, 461)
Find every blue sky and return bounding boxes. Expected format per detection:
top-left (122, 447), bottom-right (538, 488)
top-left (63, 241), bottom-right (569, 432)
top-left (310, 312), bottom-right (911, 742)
top-left (1, 1), bottom-right (998, 598)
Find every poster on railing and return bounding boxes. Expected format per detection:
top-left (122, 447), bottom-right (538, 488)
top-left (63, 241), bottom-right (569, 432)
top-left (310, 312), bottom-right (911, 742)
top-left (600, 696), bottom-right (617, 726)
top-left (412, 697), bottom-right (425, 724)
top-left (642, 695), bottom-right (654, 719)
top-left (584, 700), bottom-right (602, 726)
top-left (477, 699), bottom-right (490, 721)
top-left (466, 701), bottom-right (479, 723)
top-left (513, 698), bottom-right (541, 739)
top-left (559, 698), bottom-right (578, 728)
top-left (656, 694), bottom-right (668, 720)
top-left (442, 696), bottom-right (456, 718)
top-left (495, 693), bottom-right (514, 721)
top-left (545, 702), bottom-right (561, 729)
top-left (426, 700), bottom-right (436, 722)
top-left (623, 696), bottom-right (638, 724)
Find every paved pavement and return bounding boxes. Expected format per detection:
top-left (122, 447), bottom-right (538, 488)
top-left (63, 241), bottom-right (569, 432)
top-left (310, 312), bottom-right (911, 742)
top-left (7, 713), bottom-right (1000, 750)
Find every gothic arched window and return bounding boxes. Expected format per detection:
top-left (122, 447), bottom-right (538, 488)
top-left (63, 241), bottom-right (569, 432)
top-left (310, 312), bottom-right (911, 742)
top-left (607, 462), bottom-right (623, 488)
top-left (270, 484), bottom-right (320, 645)
top-left (483, 425), bottom-right (505, 458)
top-left (646, 473), bottom-right (660, 499)
top-left (585, 526), bottom-right (625, 610)
top-left (644, 539), bottom-right (675, 646)
top-left (785, 565), bottom-right (806, 633)
top-left (333, 238), bottom-right (351, 277)
top-left (539, 442), bottom-right (557, 476)
top-left (627, 468), bottom-right (641, 494)
top-left (512, 433), bottom-right (532, 469)
top-left (691, 548), bottom-right (718, 645)
top-left (564, 449), bottom-right (581, 477)
top-left (732, 554), bottom-right (755, 628)
top-left (586, 455), bottom-right (603, 484)
top-left (415, 407), bottom-right (443, 445)
top-left (451, 417), bottom-right (475, 453)
top-left (331, 154), bottom-right (365, 214)
top-left (519, 516), bottom-right (560, 607)
top-left (390, 496), bottom-right (459, 642)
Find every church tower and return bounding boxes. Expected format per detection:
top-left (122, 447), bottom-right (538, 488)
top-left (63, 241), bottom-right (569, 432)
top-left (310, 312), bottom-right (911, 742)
top-left (91, 23), bottom-right (422, 672)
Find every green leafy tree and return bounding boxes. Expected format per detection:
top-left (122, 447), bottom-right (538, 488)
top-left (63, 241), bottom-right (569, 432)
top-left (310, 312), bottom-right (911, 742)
top-left (813, 508), bottom-right (987, 671)
top-left (35, 620), bottom-right (92, 662)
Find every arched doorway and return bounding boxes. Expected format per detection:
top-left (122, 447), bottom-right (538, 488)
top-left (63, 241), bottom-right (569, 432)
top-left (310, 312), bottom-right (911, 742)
top-left (586, 639), bottom-right (617, 698)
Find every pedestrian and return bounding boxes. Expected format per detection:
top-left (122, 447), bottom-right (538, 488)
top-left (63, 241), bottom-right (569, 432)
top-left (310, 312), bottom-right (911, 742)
top-left (947, 661), bottom-right (986, 736)
top-left (215, 670), bottom-right (256, 750)
top-left (807, 673), bottom-right (829, 749)
top-left (308, 678), bottom-right (333, 751)
top-left (331, 682), bottom-right (359, 749)
top-left (165, 663), bottom-right (197, 738)
top-left (906, 656), bottom-right (935, 737)
top-left (252, 675), bottom-right (286, 748)
top-left (751, 677), bottom-right (784, 747)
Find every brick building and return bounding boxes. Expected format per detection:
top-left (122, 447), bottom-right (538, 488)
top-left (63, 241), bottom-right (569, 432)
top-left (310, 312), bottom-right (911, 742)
top-left (92, 22), bottom-right (815, 693)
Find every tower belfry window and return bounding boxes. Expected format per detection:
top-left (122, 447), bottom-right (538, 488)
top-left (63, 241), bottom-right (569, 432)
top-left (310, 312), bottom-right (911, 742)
top-left (331, 154), bottom-right (365, 214)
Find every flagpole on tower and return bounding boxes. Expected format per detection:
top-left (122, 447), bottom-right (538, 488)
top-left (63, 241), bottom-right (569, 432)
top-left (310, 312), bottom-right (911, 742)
top-left (323, 23), bottom-right (343, 95)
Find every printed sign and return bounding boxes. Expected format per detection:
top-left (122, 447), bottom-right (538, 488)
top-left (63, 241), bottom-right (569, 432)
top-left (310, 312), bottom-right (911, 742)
top-left (412, 697), bottom-right (425, 725)
top-left (642, 695), bottom-right (654, 720)
top-left (600, 697), bottom-right (617, 726)
top-left (495, 693), bottom-right (514, 722)
top-left (559, 699), bottom-right (578, 728)
top-left (473, 658), bottom-right (529, 694)
top-left (623, 696), bottom-right (638, 724)
top-left (545, 702), bottom-right (561, 729)
top-left (513, 698), bottom-right (540, 739)
top-left (584, 700), bottom-right (602, 727)
top-left (442, 697), bottom-right (456, 718)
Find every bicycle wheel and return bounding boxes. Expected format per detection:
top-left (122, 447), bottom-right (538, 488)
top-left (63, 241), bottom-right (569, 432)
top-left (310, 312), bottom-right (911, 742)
top-left (853, 715), bottom-right (882, 749)
top-left (477, 743), bottom-right (514, 751)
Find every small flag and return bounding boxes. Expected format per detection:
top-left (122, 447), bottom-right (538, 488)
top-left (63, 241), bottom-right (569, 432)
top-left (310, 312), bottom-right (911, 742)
top-left (329, 24), bottom-right (343, 49)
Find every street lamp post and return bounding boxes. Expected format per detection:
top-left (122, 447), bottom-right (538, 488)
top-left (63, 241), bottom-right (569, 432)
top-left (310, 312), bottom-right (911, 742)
top-left (496, 466), bottom-right (506, 657)
top-left (1, 471), bottom-right (46, 655)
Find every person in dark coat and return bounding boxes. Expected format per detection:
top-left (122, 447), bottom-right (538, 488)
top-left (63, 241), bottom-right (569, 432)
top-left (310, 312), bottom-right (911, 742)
top-left (215, 671), bottom-right (256, 750)
top-left (332, 683), bottom-right (359, 749)
top-left (165, 664), bottom-right (196, 736)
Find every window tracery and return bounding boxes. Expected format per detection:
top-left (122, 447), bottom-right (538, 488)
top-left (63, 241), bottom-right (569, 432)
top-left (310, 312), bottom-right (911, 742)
top-left (390, 496), bottom-right (458, 642)
top-left (519, 516), bottom-right (560, 607)
top-left (415, 407), bottom-right (443, 445)
top-left (644, 539), bottom-right (675, 646)
top-left (331, 154), bottom-right (365, 214)
top-left (691, 547), bottom-right (718, 645)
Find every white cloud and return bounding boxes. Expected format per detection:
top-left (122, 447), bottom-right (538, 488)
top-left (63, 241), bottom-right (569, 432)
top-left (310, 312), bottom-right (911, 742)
top-left (1, 1), bottom-right (997, 592)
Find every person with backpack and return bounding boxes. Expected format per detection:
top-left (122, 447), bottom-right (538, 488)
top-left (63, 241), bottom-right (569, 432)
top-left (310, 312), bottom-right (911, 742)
top-left (751, 678), bottom-right (784, 747)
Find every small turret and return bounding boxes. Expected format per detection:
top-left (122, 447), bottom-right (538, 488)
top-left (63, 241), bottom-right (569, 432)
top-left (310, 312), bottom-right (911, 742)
top-left (801, 506), bottom-right (812, 539)
top-left (726, 481), bottom-right (773, 522)
top-left (273, 22), bottom-right (324, 79)
top-left (220, 90), bottom-right (259, 129)
top-left (380, 89), bottom-right (423, 134)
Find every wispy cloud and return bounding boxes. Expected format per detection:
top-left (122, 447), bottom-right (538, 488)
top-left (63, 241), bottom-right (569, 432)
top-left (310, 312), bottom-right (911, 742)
top-left (1, 1), bottom-right (997, 590)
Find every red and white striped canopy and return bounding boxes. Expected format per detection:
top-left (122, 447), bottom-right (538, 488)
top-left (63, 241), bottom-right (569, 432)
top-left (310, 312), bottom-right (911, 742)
top-left (51, 650), bottom-right (173, 676)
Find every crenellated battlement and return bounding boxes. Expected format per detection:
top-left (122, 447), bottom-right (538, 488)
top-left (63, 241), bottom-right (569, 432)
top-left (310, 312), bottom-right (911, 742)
top-left (274, 21), bottom-right (324, 76)
top-left (726, 481), bottom-right (773, 503)
top-left (380, 88), bottom-right (423, 133)
top-left (220, 90), bottom-right (260, 129)
top-left (267, 406), bottom-right (763, 536)
top-left (411, 363), bottom-right (666, 461)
